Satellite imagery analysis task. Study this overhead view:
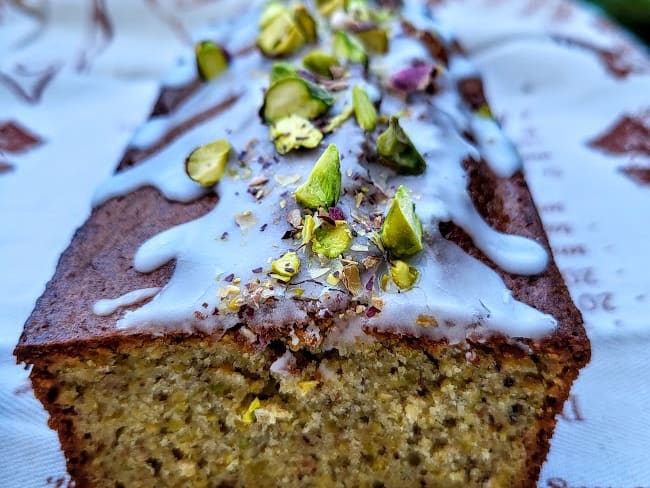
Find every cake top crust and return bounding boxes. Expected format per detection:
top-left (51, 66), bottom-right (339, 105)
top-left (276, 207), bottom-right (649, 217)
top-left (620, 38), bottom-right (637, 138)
top-left (16, 0), bottom-right (588, 359)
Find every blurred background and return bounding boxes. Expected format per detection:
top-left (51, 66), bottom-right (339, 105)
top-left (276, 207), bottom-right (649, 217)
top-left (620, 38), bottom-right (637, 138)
top-left (586, 0), bottom-right (650, 43)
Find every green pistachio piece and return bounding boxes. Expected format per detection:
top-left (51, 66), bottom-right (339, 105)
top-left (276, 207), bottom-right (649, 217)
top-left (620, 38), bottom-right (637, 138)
top-left (377, 116), bottom-right (426, 175)
top-left (352, 85), bottom-right (377, 131)
top-left (271, 62), bottom-right (298, 83)
top-left (295, 144), bottom-right (341, 209)
top-left (292, 4), bottom-right (317, 43)
top-left (263, 77), bottom-right (334, 122)
top-left (345, 0), bottom-right (371, 20)
top-left (316, 0), bottom-right (344, 16)
top-left (312, 220), bottom-right (352, 258)
top-left (258, 11), bottom-right (306, 57)
top-left (476, 104), bottom-right (494, 119)
top-left (354, 27), bottom-right (389, 54)
top-left (270, 251), bottom-right (301, 282)
top-left (389, 260), bottom-right (419, 290)
top-left (302, 214), bottom-right (315, 244)
top-left (185, 139), bottom-right (231, 187)
top-left (259, 1), bottom-right (286, 28)
top-left (303, 50), bottom-right (339, 78)
top-left (241, 397), bottom-right (261, 424)
top-left (195, 41), bottom-right (229, 82)
top-left (270, 114), bottom-right (323, 155)
top-left (333, 31), bottom-right (367, 65)
top-left (380, 185), bottom-right (423, 258)
top-left (323, 104), bottom-right (354, 133)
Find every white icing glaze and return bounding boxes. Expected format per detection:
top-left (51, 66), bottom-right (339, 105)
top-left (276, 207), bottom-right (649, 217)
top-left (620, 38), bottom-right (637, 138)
top-left (91, 3), bottom-right (556, 342)
top-left (92, 287), bottom-right (161, 317)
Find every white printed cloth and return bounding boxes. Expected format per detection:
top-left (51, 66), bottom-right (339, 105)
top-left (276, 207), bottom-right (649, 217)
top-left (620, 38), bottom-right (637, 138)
top-left (0, 1), bottom-right (648, 486)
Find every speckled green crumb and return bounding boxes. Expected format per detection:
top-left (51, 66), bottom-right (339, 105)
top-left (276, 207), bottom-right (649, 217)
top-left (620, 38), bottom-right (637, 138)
top-left (33, 334), bottom-right (567, 488)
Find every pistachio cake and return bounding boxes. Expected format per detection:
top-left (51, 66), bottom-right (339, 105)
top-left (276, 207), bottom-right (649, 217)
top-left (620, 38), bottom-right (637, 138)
top-left (15, 1), bottom-right (590, 487)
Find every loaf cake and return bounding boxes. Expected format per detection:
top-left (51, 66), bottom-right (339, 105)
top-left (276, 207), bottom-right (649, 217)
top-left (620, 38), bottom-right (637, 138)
top-left (15, 1), bottom-right (590, 486)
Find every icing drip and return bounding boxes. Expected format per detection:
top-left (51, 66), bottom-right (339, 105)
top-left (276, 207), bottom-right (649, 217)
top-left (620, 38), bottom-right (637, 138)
top-left (91, 3), bottom-right (556, 342)
top-left (92, 287), bottom-right (161, 316)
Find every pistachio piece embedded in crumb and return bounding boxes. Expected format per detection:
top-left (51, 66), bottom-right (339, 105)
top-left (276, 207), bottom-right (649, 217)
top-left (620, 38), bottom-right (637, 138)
top-left (194, 41), bottom-right (229, 82)
top-left (303, 50), bottom-right (339, 78)
top-left (262, 77), bottom-right (334, 122)
top-left (377, 116), bottom-right (426, 175)
top-left (258, 10), bottom-right (305, 57)
top-left (333, 30), bottom-right (367, 65)
top-left (271, 62), bottom-right (298, 83)
top-left (241, 397), bottom-right (261, 424)
top-left (389, 259), bottom-right (419, 290)
top-left (270, 114), bottom-right (323, 155)
top-left (295, 144), bottom-right (341, 209)
top-left (312, 220), bottom-right (352, 258)
top-left (380, 185), bottom-right (423, 258)
top-left (352, 85), bottom-right (377, 132)
top-left (270, 251), bottom-right (301, 282)
top-left (185, 139), bottom-right (231, 186)
top-left (353, 26), bottom-right (389, 54)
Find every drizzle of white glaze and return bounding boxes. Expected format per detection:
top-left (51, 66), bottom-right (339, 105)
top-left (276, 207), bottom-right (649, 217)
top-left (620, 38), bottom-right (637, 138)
top-left (92, 287), bottom-right (161, 317)
top-left (91, 3), bottom-right (557, 342)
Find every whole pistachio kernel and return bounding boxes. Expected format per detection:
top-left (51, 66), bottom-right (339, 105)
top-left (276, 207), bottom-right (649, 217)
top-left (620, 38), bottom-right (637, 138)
top-left (303, 50), bottom-right (339, 78)
top-left (270, 114), bottom-right (323, 155)
top-left (377, 116), bottom-right (426, 175)
top-left (312, 220), bottom-right (352, 258)
top-left (262, 77), bottom-right (334, 122)
top-left (270, 251), bottom-right (301, 282)
top-left (333, 31), bottom-right (367, 65)
top-left (389, 260), bottom-right (419, 290)
top-left (352, 85), bottom-right (377, 132)
top-left (258, 11), bottom-right (305, 57)
top-left (380, 185), bottom-right (423, 258)
top-left (185, 139), bottom-right (231, 187)
top-left (194, 41), bottom-right (229, 82)
top-left (271, 62), bottom-right (298, 83)
top-left (295, 144), bottom-right (341, 209)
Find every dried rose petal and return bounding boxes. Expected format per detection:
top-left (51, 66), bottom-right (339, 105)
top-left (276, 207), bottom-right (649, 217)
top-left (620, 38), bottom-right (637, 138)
top-left (366, 305), bottom-right (381, 318)
top-left (390, 65), bottom-right (435, 93)
top-left (328, 206), bottom-right (346, 221)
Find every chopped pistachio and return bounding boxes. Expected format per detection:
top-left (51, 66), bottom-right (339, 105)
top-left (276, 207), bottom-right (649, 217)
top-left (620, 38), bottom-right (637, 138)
top-left (416, 315), bottom-right (438, 328)
top-left (271, 251), bottom-right (301, 282)
top-left (259, 1), bottom-right (285, 28)
top-left (380, 273), bottom-right (390, 291)
top-left (258, 11), bottom-right (305, 57)
top-left (270, 114), bottom-right (323, 154)
top-left (235, 210), bottom-right (258, 231)
top-left (333, 30), bottom-right (367, 65)
top-left (302, 214), bottom-right (315, 244)
top-left (292, 5), bottom-right (317, 43)
top-left (185, 139), bottom-right (231, 187)
top-left (341, 263), bottom-right (363, 295)
top-left (316, 0), bottom-right (344, 16)
top-left (352, 85), bottom-right (377, 132)
top-left (380, 185), bottom-right (423, 258)
top-left (389, 260), bottom-right (419, 290)
top-left (287, 208), bottom-right (303, 228)
top-left (298, 380), bottom-right (319, 393)
top-left (326, 272), bottom-right (340, 286)
top-left (377, 116), bottom-right (426, 175)
top-left (312, 220), bottom-right (352, 258)
top-left (194, 41), bottom-right (229, 82)
top-left (295, 144), bottom-right (341, 209)
top-left (323, 104), bottom-right (354, 133)
top-left (271, 62), bottom-right (298, 83)
top-left (241, 397), bottom-right (261, 424)
top-left (354, 26), bottom-right (389, 54)
top-left (345, 0), bottom-right (370, 19)
top-left (262, 77), bottom-right (334, 122)
top-left (476, 104), bottom-right (494, 119)
top-left (303, 50), bottom-right (339, 78)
